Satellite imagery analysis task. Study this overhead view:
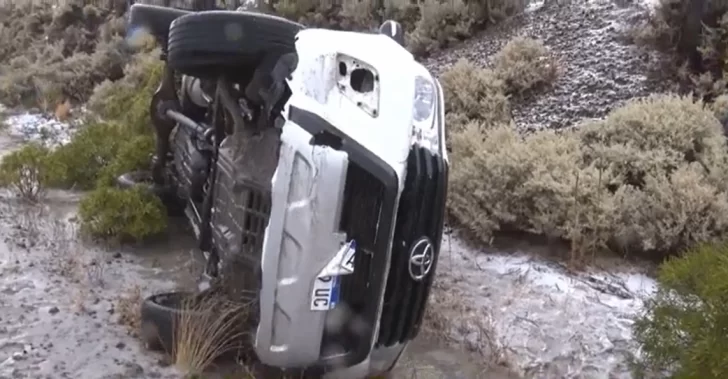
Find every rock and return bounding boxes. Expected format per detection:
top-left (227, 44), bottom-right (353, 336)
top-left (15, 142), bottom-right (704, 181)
top-left (48, 306), bottom-right (59, 315)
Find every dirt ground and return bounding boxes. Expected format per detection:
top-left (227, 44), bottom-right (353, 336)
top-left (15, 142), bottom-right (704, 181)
top-left (0, 175), bottom-right (656, 379)
top-left (0, 189), bottom-right (521, 379)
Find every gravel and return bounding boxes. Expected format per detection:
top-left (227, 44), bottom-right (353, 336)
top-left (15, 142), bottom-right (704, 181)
top-left (424, 0), bottom-right (672, 132)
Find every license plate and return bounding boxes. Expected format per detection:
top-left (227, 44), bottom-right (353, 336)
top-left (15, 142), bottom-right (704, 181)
top-left (310, 275), bottom-right (341, 311)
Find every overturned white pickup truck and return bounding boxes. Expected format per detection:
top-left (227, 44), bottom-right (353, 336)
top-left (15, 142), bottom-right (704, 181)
top-left (126, 3), bottom-right (448, 377)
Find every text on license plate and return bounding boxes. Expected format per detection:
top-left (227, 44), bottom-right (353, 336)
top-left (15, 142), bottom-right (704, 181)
top-left (310, 275), bottom-right (341, 311)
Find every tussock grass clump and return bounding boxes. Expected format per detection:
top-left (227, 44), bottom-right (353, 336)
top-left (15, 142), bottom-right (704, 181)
top-left (633, 242), bottom-right (728, 378)
top-left (447, 90), bottom-right (728, 261)
top-left (172, 295), bottom-right (248, 375)
top-left (492, 36), bottom-right (558, 95)
top-left (117, 285), bottom-right (143, 334)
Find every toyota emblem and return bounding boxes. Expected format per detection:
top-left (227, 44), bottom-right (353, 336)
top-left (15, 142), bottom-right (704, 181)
top-left (408, 237), bottom-right (435, 281)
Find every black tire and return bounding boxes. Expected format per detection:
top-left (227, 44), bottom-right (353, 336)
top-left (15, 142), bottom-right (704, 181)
top-left (140, 290), bottom-right (247, 356)
top-left (166, 11), bottom-right (304, 77)
top-left (140, 291), bottom-right (197, 352)
top-left (128, 4), bottom-right (191, 51)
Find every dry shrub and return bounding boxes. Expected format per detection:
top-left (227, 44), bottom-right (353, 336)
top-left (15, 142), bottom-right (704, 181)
top-left (439, 59), bottom-right (510, 130)
top-left (271, 0), bottom-right (525, 57)
top-left (117, 286), bottom-right (143, 334)
top-left (633, 242), bottom-right (728, 378)
top-left (407, 0), bottom-right (479, 56)
top-left (710, 93), bottom-right (728, 125)
top-left (172, 295), bottom-right (248, 375)
top-left (634, 0), bottom-right (728, 97)
top-left (492, 36), bottom-right (558, 95)
top-left (0, 1), bottom-right (132, 110)
top-left (408, 0), bottom-right (527, 57)
top-left (448, 94), bottom-right (728, 261)
top-left (448, 123), bottom-right (603, 245)
top-left (54, 100), bottom-right (72, 121)
top-left (578, 95), bottom-right (728, 257)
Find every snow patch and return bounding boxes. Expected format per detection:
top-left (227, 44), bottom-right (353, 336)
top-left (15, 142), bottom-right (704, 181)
top-left (3, 112), bottom-right (73, 146)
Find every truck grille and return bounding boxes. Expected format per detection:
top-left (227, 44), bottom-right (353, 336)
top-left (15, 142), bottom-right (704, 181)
top-left (320, 162), bottom-right (383, 356)
top-left (376, 146), bottom-right (448, 347)
top-left (287, 105), bottom-right (399, 368)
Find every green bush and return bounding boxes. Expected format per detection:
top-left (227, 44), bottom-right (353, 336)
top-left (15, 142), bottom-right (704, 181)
top-left (78, 185), bottom-right (168, 242)
top-left (0, 143), bottom-right (61, 202)
top-left (51, 51), bottom-right (161, 190)
top-left (50, 121), bottom-right (134, 190)
top-left (633, 242), bottom-right (728, 378)
top-left (87, 50), bottom-right (163, 132)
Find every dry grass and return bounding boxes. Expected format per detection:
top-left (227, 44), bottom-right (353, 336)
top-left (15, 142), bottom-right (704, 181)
top-left (172, 295), bottom-right (249, 375)
top-left (117, 285), bottom-right (143, 334)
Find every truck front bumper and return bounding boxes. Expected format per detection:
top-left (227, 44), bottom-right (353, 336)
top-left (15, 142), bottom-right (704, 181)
top-left (254, 107), bottom-right (400, 370)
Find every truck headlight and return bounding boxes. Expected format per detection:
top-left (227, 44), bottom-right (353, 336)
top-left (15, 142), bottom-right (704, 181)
top-left (412, 74), bottom-right (441, 153)
top-left (413, 75), bottom-right (435, 123)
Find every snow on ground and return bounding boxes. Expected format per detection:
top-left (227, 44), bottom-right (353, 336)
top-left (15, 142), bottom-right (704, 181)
top-left (433, 234), bottom-right (657, 378)
top-left (1, 112), bottom-right (74, 146)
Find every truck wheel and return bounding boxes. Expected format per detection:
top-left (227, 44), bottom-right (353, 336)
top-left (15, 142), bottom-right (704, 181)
top-left (140, 290), bottom-right (247, 357)
top-left (141, 291), bottom-right (232, 353)
top-left (140, 291), bottom-right (192, 352)
top-left (127, 4), bottom-right (191, 52)
top-left (166, 10), bottom-right (304, 77)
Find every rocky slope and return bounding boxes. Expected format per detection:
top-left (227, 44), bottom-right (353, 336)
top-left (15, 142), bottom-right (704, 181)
top-left (424, 0), bottom-right (670, 132)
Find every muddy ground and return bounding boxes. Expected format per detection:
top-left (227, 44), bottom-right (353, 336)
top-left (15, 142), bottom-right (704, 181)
top-left (0, 0), bottom-right (667, 377)
top-left (0, 184), bottom-right (655, 379)
top-left (0, 188), bottom-right (519, 379)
